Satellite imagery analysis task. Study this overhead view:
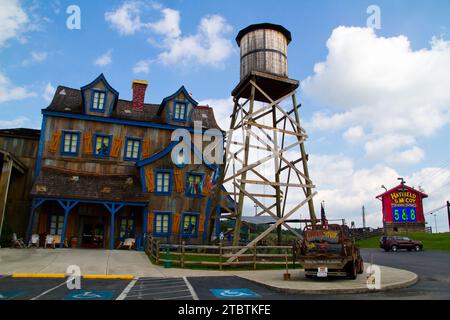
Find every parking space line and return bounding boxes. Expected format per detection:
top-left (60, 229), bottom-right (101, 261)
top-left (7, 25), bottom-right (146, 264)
top-left (158, 295), bottom-right (193, 300)
top-left (183, 277), bottom-right (199, 300)
top-left (30, 280), bottom-right (67, 300)
top-left (125, 289), bottom-right (191, 299)
top-left (116, 278), bottom-right (137, 300)
top-left (128, 283), bottom-right (187, 292)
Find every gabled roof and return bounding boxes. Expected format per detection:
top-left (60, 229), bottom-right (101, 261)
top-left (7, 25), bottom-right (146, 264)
top-left (376, 183), bottom-right (428, 199)
top-left (158, 86), bottom-right (198, 115)
top-left (80, 73), bottom-right (119, 96)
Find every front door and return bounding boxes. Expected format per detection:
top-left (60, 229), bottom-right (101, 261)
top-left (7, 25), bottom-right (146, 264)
top-left (81, 216), bottom-right (105, 248)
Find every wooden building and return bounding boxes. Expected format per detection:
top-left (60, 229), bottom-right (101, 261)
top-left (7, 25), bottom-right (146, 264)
top-left (27, 74), bottom-right (227, 249)
top-left (376, 182), bottom-right (427, 234)
top-left (0, 129), bottom-right (40, 245)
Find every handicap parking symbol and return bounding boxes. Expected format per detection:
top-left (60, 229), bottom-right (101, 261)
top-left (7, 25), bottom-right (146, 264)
top-left (0, 291), bottom-right (26, 300)
top-left (210, 288), bottom-right (260, 299)
top-left (64, 290), bottom-right (113, 300)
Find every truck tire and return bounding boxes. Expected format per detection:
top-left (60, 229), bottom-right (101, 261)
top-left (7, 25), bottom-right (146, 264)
top-left (391, 245), bottom-right (398, 252)
top-left (347, 261), bottom-right (357, 280)
top-left (415, 245), bottom-right (421, 252)
top-left (357, 258), bottom-right (364, 274)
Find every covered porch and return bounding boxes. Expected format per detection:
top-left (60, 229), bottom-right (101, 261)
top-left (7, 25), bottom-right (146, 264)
top-left (26, 197), bottom-right (148, 250)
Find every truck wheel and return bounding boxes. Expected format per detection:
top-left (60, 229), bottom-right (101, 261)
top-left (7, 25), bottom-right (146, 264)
top-left (391, 245), bottom-right (398, 252)
top-left (357, 259), bottom-right (364, 274)
top-left (414, 245), bottom-right (421, 252)
top-left (347, 261), bottom-right (357, 280)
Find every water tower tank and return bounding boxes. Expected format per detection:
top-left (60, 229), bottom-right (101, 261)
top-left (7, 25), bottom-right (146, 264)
top-left (236, 23), bottom-right (292, 80)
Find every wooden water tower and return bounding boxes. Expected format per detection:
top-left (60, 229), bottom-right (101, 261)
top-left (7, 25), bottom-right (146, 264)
top-left (213, 23), bottom-right (317, 254)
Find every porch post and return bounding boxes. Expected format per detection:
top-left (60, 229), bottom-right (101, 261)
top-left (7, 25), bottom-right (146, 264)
top-left (58, 200), bottom-right (78, 248)
top-left (0, 156), bottom-right (13, 241)
top-left (26, 199), bottom-right (46, 242)
top-left (110, 210), bottom-right (115, 250)
top-left (143, 206), bottom-right (148, 238)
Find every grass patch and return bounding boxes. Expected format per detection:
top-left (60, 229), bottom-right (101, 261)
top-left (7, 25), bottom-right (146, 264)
top-left (357, 232), bottom-right (450, 251)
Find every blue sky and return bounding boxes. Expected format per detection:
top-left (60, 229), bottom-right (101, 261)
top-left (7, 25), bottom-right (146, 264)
top-left (1, 0), bottom-right (449, 230)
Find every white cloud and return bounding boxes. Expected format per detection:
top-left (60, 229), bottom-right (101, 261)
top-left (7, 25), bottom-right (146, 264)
top-left (156, 14), bottom-right (234, 67)
top-left (105, 2), bottom-right (234, 68)
top-left (148, 8), bottom-right (181, 39)
top-left (199, 97), bottom-right (233, 130)
top-left (0, 71), bottom-right (36, 103)
top-left (31, 51), bottom-right (48, 62)
top-left (94, 49), bottom-right (113, 67)
top-left (132, 59), bottom-right (151, 75)
top-left (105, 1), bottom-right (143, 36)
top-left (22, 51), bottom-right (48, 66)
top-left (385, 146), bottom-right (425, 165)
top-left (343, 126), bottom-right (364, 143)
top-left (303, 27), bottom-right (450, 164)
top-left (0, 0), bottom-right (29, 47)
top-left (0, 116), bottom-right (30, 129)
top-left (42, 82), bottom-right (55, 102)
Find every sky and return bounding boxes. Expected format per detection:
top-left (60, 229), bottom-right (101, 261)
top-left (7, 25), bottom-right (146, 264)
top-left (1, 0), bottom-right (450, 231)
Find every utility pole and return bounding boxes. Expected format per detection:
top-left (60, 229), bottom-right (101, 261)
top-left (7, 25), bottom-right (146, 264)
top-left (447, 201), bottom-right (450, 232)
top-left (433, 213), bottom-right (438, 234)
top-left (362, 205), bottom-right (366, 229)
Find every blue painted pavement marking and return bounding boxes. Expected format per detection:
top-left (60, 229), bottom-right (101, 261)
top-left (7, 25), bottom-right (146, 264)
top-left (64, 290), bottom-right (114, 300)
top-left (0, 291), bottom-right (27, 300)
top-left (210, 288), bottom-right (260, 299)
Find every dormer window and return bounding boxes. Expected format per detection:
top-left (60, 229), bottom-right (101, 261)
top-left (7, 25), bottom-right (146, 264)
top-left (173, 101), bottom-right (187, 122)
top-left (91, 89), bottom-right (107, 112)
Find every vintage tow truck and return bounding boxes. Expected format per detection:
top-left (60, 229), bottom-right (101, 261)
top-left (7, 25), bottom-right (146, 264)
top-left (293, 223), bottom-right (364, 279)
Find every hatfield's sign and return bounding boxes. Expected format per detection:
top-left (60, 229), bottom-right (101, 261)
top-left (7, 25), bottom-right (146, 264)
top-left (389, 191), bottom-right (417, 205)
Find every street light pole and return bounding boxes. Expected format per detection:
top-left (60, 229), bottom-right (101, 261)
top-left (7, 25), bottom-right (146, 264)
top-left (434, 214), bottom-right (438, 234)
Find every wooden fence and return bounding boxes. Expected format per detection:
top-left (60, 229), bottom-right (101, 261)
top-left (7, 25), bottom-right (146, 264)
top-left (145, 236), bottom-right (295, 270)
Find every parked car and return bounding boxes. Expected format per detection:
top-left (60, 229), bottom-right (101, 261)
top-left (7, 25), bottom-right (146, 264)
top-left (379, 236), bottom-right (423, 252)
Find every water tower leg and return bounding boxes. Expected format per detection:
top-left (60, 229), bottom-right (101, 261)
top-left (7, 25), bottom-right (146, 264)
top-left (232, 84), bottom-right (256, 246)
top-left (292, 94), bottom-right (317, 225)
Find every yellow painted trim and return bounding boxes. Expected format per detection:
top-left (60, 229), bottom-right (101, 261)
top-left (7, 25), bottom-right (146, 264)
top-left (132, 80), bottom-right (149, 86)
top-left (82, 275), bottom-right (135, 280)
top-left (12, 273), bottom-right (66, 278)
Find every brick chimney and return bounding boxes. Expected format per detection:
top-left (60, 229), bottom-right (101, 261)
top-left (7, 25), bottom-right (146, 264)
top-left (132, 80), bottom-right (148, 111)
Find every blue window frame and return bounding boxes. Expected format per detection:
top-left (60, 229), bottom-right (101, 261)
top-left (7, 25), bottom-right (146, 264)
top-left (172, 101), bottom-right (187, 122)
top-left (181, 213), bottom-right (199, 238)
top-left (186, 173), bottom-right (204, 197)
top-left (93, 134), bottom-right (112, 158)
top-left (60, 130), bottom-right (80, 156)
top-left (153, 212), bottom-right (171, 237)
top-left (124, 137), bottom-right (142, 161)
top-left (90, 89), bottom-right (107, 112)
top-left (155, 170), bottom-right (172, 195)
top-left (48, 214), bottom-right (64, 235)
top-left (118, 214), bottom-right (135, 240)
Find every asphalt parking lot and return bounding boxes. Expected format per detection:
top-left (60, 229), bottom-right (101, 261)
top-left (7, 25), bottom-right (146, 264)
top-left (0, 248), bottom-right (448, 300)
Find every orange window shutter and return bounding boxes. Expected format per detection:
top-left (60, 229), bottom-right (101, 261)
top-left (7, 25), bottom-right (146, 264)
top-left (198, 216), bottom-right (205, 233)
top-left (202, 175), bottom-right (211, 196)
top-left (84, 132), bottom-right (92, 154)
top-left (142, 139), bottom-right (150, 158)
top-left (174, 170), bottom-right (183, 193)
top-left (110, 137), bottom-right (122, 158)
top-left (172, 214), bottom-right (181, 234)
top-left (148, 212), bottom-right (154, 232)
top-left (48, 131), bottom-right (61, 153)
top-left (144, 167), bottom-right (154, 192)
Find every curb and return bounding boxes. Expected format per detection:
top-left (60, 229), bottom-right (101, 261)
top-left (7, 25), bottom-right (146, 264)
top-left (11, 273), bottom-right (135, 280)
top-left (83, 275), bottom-right (135, 280)
top-left (12, 273), bottom-right (66, 278)
top-left (239, 271), bottom-right (419, 295)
